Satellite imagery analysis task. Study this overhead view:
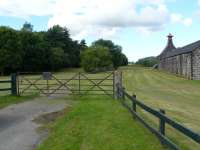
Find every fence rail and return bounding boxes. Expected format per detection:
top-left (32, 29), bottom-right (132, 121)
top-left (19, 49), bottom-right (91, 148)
top-left (117, 85), bottom-right (200, 150)
top-left (0, 74), bottom-right (17, 95)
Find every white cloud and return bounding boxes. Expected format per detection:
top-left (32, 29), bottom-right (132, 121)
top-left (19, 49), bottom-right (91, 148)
top-left (48, 0), bottom-right (170, 39)
top-left (183, 18), bottom-right (193, 26)
top-left (171, 13), bottom-right (193, 27)
top-left (0, 0), bottom-right (193, 39)
top-left (0, 0), bottom-right (57, 18)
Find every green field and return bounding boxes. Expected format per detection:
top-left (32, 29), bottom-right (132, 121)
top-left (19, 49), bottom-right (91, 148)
top-left (1, 67), bottom-right (200, 150)
top-left (122, 66), bottom-right (200, 150)
top-left (37, 95), bottom-right (166, 150)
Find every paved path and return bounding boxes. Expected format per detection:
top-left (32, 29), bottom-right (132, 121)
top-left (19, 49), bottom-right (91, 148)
top-left (0, 97), bottom-right (68, 150)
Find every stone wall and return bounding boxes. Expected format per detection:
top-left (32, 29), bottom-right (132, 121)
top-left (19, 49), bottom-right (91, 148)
top-left (159, 52), bottom-right (192, 79)
top-left (192, 48), bottom-right (200, 80)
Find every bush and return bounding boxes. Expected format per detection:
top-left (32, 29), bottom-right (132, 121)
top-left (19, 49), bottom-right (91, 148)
top-left (136, 57), bottom-right (158, 67)
top-left (81, 46), bottom-right (113, 72)
top-left (92, 39), bottom-right (128, 68)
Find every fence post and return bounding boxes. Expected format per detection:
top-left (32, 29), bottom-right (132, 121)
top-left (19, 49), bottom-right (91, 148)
top-left (122, 87), bottom-right (125, 100)
top-left (132, 94), bottom-right (136, 112)
top-left (11, 73), bottom-right (17, 96)
top-left (78, 72), bottom-right (80, 95)
top-left (114, 71), bottom-right (122, 99)
top-left (159, 109), bottom-right (166, 136)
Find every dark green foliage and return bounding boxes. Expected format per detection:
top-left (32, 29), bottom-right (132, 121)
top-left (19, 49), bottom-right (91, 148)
top-left (0, 24), bottom-right (85, 73)
top-left (136, 56), bottom-right (159, 67)
top-left (0, 23), bottom-right (128, 74)
top-left (45, 25), bottom-right (81, 67)
top-left (20, 31), bottom-right (47, 71)
top-left (92, 39), bottom-right (128, 68)
top-left (21, 22), bottom-right (33, 32)
top-left (0, 26), bottom-right (22, 74)
top-left (81, 46), bottom-right (113, 72)
top-left (49, 47), bottom-right (65, 70)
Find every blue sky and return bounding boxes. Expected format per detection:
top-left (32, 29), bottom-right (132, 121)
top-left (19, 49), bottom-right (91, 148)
top-left (0, 0), bottom-right (200, 61)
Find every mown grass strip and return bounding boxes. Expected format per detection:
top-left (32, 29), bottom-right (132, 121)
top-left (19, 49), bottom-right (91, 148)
top-left (122, 66), bottom-right (200, 150)
top-left (37, 95), bottom-right (166, 150)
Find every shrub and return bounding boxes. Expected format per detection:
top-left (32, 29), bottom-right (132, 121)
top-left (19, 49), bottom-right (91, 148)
top-left (136, 56), bottom-right (158, 67)
top-left (81, 46), bottom-right (113, 72)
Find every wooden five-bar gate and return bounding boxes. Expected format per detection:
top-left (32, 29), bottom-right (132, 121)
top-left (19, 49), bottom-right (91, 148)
top-left (16, 71), bottom-right (121, 97)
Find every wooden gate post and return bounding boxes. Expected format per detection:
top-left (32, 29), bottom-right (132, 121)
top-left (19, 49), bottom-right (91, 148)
top-left (114, 71), bottom-right (122, 99)
top-left (11, 73), bottom-right (18, 96)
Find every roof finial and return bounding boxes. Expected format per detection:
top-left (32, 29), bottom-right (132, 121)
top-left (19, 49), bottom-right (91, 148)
top-left (167, 33), bottom-right (173, 39)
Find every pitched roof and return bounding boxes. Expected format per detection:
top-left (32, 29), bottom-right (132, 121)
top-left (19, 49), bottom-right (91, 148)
top-left (160, 40), bottom-right (200, 58)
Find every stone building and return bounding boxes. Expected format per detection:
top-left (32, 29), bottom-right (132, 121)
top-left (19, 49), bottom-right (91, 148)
top-left (159, 34), bottom-right (200, 80)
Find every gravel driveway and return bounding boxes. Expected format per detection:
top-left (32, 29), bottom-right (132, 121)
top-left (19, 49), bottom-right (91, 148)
top-left (0, 97), bottom-right (68, 150)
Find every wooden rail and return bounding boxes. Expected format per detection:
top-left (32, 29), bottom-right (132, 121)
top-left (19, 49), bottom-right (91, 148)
top-left (0, 74), bottom-right (17, 95)
top-left (0, 80), bottom-right (11, 92)
top-left (117, 86), bottom-right (200, 150)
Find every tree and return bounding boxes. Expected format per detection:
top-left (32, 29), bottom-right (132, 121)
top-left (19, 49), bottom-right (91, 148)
top-left (21, 22), bottom-right (33, 32)
top-left (80, 39), bottom-right (87, 53)
top-left (20, 31), bottom-right (47, 71)
top-left (121, 53), bottom-right (129, 66)
top-left (0, 49), bottom-right (9, 75)
top-left (46, 25), bottom-right (81, 67)
top-left (81, 46), bottom-right (112, 72)
top-left (49, 47), bottom-right (65, 70)
top-left (0, 26), bottom-right (22, 74)
top-left (92, 39), bottom-right (128, 68)
top-left (136, 56), bottom-right (159, 67)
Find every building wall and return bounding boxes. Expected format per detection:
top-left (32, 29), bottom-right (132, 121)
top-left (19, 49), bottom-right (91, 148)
top-left (192, 48), bottom-right (200, 80)
top-left (181, 53), bottom-right (192, 79)
top-left (159, 52), bottom-right (193, 79)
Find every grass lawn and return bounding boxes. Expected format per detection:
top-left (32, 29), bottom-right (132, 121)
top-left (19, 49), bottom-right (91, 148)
top-left (122, 66), bottom-right (200, 150)
top-left (37, 95), bottom-right (167, 150)
top-left (0, 95), bottom-right (37, 109)
top-left (0, 75), bottom-right (37, 109)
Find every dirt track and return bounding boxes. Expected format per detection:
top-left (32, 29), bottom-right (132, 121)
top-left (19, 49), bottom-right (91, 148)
top-left (0, 97), bottom-right (67, 150)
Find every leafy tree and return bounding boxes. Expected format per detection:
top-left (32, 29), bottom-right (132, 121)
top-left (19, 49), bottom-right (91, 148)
top-left (0, 24), bottom-right (127, 74)
top-left (21, 22), bottom-right (33, 32)
top-left (92, 39), bottom-right (128, 68)
top-left (0, 49), bottom-right (9, 75)
top-left (20, 31), bottom-right (46, 71)
top-left (0, 26), bottom-right (22, 74)
top-left (80, 39), bottom-right (87, 52)
top-left (121, 53), bottom-right (129, 66)
top-left (49, 47), bottom-right (65, 70)
top-left (136, 56), bottom-right (159, 67)
top-left (46, 25), bottom-right (82, 67)
top-left (46, 25), bottom-right (70, 48)
top-left (81, 46), bottom-right (112, 72)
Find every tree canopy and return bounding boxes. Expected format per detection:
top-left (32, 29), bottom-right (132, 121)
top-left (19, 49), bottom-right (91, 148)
top-left (92, 39), bottom-right (128, 68)
top-left (136, 56), bottom-right (158, 67)
top-left (81, 46), bottom-right (113, 72)
top-left (0, 23), bottom-right (128, 74)
top-left (0, 23), bottom-right (86, 74)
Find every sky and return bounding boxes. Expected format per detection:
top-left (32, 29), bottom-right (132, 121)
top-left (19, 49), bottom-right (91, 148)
top-left (0, 0), bottom-right (200, 62)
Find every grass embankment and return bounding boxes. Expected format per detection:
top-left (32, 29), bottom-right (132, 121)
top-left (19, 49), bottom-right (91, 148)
top-left (37, 95), bottom-right (166, 150)
top-left (0, 95), bottom-right (37, 109)
top-left (0, 74), bottom-right (37, 108)
top-left (122, 66), bottom-right (200, 150)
